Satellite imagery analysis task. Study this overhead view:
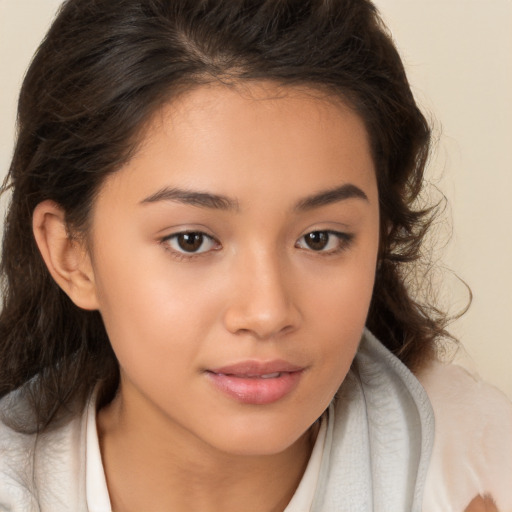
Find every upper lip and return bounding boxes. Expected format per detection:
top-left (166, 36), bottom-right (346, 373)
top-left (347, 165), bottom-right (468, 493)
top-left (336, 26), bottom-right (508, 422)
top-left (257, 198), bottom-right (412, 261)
top-left (208, 360), bottom-right (304, 377)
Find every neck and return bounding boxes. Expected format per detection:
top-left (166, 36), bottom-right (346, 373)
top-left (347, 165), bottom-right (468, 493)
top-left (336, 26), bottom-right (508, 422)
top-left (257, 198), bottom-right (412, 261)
top-left (97, 389), bottom-right (318, 512)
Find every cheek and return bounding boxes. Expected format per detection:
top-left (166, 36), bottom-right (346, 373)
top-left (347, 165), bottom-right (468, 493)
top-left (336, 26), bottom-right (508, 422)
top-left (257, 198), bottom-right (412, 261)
top-left (307, 248), bottom-right (377, 330)
top-left (90, 244), bottom-right (216, 375)
top-left (305, 250), bottom-right (377, 379)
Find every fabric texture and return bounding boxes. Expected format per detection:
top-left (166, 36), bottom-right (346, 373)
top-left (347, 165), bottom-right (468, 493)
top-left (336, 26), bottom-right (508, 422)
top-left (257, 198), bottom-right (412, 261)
top-left (1, 329), bottom-right (511, 511)
top-left (418, 360), bottom-right (512, 511)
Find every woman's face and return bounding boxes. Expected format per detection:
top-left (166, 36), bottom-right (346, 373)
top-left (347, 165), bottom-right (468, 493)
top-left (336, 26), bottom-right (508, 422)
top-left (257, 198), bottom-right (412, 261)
top-left (88, 83), bottom-right (379, 456)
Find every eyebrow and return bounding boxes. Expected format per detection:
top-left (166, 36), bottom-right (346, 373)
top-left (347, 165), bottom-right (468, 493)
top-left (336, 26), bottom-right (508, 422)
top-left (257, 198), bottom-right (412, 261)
top-left (140, 187), bottom-right (239, 211)
top-left (140, 182), bottom-right (368, 212)
top-left (294, 183), bottom-right (368, 211)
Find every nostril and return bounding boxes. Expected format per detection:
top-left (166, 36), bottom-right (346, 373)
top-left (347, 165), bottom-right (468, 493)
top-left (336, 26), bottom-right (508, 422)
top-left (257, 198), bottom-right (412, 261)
top-left (223, 303), bottom-right (300, 339)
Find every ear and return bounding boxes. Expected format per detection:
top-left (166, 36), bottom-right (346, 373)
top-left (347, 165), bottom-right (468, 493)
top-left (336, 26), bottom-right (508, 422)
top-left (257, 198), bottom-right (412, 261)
top-left (32, 200), bottom-right (99, 310)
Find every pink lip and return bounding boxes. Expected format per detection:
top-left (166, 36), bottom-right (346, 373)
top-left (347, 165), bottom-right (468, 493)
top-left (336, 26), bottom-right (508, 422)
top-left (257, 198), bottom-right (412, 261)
top-left (206, 360), bottom-right (304, 405)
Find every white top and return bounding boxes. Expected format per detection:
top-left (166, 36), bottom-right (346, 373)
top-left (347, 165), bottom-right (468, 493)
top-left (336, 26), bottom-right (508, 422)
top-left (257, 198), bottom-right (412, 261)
top-left (418, 360), bottom-right (512, 511)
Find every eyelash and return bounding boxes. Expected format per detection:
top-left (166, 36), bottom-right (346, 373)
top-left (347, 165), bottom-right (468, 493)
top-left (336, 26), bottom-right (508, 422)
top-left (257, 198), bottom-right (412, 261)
top-left (160, 229), bottom-right (354, 260)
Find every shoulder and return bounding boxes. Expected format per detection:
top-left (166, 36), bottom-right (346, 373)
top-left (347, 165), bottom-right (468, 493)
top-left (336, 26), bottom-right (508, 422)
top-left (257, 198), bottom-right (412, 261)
top-left (0, 389), bottom-right (89, 511)
top-left (416, 360), bottom-right (512, 512)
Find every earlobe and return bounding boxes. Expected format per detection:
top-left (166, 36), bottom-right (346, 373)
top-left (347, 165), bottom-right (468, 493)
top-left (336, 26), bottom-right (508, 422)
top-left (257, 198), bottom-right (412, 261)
top-left (32, 200), bottom-right (99, 311)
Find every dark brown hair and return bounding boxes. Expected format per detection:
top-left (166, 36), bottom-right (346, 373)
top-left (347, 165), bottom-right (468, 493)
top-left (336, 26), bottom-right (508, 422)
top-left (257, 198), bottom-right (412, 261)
top-left (0, 0), bottom-right (448, 432)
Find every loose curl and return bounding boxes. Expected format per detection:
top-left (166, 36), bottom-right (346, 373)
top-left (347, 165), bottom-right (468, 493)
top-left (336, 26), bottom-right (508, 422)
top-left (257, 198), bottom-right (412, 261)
top-left (1, 0), bottom-right (449, 432)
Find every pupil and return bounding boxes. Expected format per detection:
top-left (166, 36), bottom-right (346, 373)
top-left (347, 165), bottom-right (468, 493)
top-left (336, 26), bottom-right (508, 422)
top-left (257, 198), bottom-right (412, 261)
top-left (305, 231), bottom-right (328, 250)
top-left (178, 233), bottom-right (203, 252)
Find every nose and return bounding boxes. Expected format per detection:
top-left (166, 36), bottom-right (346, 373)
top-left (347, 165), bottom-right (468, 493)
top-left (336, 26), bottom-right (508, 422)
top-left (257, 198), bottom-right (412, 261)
top-left (222, 250), bottom-right (301, 340)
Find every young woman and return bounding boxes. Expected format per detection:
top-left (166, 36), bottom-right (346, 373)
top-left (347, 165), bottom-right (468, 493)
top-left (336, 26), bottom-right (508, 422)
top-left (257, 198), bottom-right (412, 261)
top-left (0, 1), bottom-right (511, 511)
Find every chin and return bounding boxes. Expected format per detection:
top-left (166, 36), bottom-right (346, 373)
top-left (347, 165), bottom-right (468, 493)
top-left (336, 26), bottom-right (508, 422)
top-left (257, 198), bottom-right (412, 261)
top-left (204, 416), bottom-right (314, 458)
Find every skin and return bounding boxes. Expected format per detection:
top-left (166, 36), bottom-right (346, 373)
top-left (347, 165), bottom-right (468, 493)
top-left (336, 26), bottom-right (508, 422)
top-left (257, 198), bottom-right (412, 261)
top-left (465, 495), bottom-right (499, 512)
top-left (36, 82), bottom-right (381, 511)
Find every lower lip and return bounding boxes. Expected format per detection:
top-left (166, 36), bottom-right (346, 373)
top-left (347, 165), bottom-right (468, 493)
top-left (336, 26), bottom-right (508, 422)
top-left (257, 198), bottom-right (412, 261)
top-left (206, 371), bottom-right (303, 405)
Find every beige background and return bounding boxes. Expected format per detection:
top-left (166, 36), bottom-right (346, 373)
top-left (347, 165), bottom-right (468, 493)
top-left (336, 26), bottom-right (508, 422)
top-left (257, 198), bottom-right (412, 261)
top-left (1, 0), bottom-right (511, 399)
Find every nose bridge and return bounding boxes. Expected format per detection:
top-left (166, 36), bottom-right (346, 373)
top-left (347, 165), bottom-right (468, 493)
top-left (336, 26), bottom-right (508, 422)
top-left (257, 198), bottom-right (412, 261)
top-left (223, 244), bottom-right (299, 338)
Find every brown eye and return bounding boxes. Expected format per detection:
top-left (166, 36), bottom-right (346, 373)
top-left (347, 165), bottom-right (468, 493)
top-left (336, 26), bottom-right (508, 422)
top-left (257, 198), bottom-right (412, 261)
top-left (177, 233), bottom-right (204, 252)
top-left (164, 231), bottom-right (218, 254)
top-left (303, 231), bottom-right (329, 251)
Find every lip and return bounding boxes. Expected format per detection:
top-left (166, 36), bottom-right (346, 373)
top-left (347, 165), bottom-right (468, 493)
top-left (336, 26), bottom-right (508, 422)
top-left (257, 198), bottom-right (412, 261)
top-left (205, 360), bottom-right (305, 405)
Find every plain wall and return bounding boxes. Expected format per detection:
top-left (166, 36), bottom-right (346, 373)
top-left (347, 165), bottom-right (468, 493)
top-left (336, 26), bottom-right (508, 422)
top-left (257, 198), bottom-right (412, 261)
top-left (1, 0), bottom-right (511, 399)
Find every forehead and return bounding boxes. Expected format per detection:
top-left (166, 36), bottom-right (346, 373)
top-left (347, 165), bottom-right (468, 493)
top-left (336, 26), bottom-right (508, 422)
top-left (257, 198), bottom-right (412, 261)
top-left (100, 81), bottom-right (376, 208)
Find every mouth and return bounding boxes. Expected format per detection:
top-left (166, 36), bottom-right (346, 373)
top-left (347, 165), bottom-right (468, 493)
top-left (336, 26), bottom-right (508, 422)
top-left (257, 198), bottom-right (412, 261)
top-left (205, 360), bottom-right (305, 405)
top-left (209, 360), bottom-right (304, 376)
top-left (216, 372), bottom-right (283, 379)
